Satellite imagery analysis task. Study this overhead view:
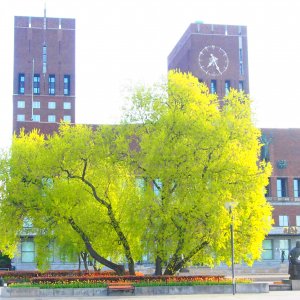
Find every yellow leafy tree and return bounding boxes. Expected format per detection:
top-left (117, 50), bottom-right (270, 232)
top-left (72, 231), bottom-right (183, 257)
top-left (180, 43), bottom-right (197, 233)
top-left (123, 70), bottom-right (273, 275)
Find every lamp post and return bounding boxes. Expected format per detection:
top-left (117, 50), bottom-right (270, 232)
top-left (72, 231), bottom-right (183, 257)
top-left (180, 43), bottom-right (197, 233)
top-left (225, 202), bottom-right (236, 295)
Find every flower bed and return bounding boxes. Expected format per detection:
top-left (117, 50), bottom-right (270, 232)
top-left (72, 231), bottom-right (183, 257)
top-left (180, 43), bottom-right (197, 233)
top-left (0, 270), bottom-right (144, 285)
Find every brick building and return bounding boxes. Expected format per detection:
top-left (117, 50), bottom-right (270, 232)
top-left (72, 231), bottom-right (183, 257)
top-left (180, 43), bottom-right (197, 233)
top-left (11, 14), bottom-right (77, 270)
top-left (13, 15), bottom-right (75, 135)
top-left (261, 128), bottom-right (300, 261)
top-left (168, 22), bottom-right (249, 99)
top-left (168, 22), bottom-right (300, 264)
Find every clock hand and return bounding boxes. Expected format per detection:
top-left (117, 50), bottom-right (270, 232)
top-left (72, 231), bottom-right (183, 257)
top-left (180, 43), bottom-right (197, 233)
top-left (214, 62), bottom-right (222, 74)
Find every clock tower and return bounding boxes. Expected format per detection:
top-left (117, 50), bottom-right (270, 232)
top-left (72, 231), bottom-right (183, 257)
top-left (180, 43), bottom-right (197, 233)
top-left (168, 23), bottom-right (249, 99)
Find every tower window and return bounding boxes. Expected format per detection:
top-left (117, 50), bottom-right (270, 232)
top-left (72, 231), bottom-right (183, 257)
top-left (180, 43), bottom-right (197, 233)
top-left (32, 115), bottom-right (40, 122)
top-left (210, 80), bottom-right (217, 94)
top-left (63, 102), bottom-right (71, 109)
top-left (48, 115), bottom-right (56, 123)
top-left (225, 80), bottom-right (230, 95)
top-left (239, 81), bottom-right (244, 91)
top-left (48, 75), bottom-right (56, 95)
top-left (63, 115), bottom-right (71, 122)
top-left (64, 75), bottom-right (70, 96)
top-left (17, 114), bottom-right (25, 121)
top-left (239, 63), bottom-right (244, 75)
top-left (48, 102), bottom-right (56, 109)
top-left (42, 44), bottom-right (47, 74)
top-left (33, 74), bottom-right (40, 95)
top-left (17, 101), bottom-right (25, 108)
top-left (18, 73), bottom-right (25, 94)
top-left (33, 101), bottom-right (40, 109)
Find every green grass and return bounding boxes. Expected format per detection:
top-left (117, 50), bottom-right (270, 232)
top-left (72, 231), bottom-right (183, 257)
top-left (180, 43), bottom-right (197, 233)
top-left (10, 278), bottom-right (251, 289)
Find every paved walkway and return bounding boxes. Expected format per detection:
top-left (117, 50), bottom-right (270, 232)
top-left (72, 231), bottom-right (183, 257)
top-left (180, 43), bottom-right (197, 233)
top-left (2, 291), bottom-right (300, 300)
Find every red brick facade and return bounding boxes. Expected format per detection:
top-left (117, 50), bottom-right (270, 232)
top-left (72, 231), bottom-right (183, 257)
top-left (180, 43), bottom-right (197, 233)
top-left (168, 23), bottom-right (249, 99)
top-left (13, 16), bottom-right (75, 135)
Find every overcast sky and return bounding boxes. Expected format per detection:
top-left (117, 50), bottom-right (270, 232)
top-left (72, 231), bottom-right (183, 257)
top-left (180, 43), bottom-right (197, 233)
top-left (1, 0), bottom-right (300, 149)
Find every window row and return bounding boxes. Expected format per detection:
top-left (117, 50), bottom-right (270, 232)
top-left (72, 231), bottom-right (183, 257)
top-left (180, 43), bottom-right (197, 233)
top-left (262, 239), bottom-right (289, 260)
top-left (18, 73), bottom-right (71, 96)
top-left (20, 239), bottom-right (73, 263)
top-left (17, 100), bottom-right (71, 110)
top-left (17, 114), bottom-right (71, 123)
top-left (208, 80), bottom-right (244, 94)
top-left (266, 178), bottom-right (300, 198)
top-left (278, 215), bottom-right (300, 227)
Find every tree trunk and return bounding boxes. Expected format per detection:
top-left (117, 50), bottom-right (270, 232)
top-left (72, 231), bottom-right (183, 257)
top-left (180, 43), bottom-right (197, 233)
top-left (78, 253), bottom-right (81, 271)
top-left (164, 241), bottom-right (209, 275)
top-left (80, 252), bottom-right (89, 271)
top-left (155, 256), bottom-right (163, 275)
top-left (68, 217), bottom-right (125, 275)
top-left (71, 166), bottom-right (136, 275)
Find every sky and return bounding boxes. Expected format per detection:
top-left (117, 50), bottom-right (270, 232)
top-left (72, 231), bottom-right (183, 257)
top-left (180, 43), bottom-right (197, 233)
top-left (1, 0), bottom-right (300, 149)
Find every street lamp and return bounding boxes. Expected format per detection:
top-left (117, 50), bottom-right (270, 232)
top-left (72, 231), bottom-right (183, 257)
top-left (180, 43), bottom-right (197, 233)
top-left (225, 202), bottom-right (236, 295)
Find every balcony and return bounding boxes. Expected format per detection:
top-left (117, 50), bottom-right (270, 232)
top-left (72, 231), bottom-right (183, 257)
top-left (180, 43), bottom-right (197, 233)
top-left (269, 226), bottom-right (300, 235)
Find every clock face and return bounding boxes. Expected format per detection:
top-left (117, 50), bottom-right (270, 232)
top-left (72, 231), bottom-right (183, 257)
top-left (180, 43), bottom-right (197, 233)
top-left (198, 45), bottom-right (229, 76)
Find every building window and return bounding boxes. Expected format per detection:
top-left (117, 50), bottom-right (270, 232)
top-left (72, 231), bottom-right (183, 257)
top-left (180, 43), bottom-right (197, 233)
top-left (296, 216), bottom-right (300, 226)
top-left (33, 101), bottom-right (40, 109)
top-left (294, 179), bottom-right (300, 197)
top-left (48, 75), bottom-right (56, 95)
top-left (63, 102), bottom-right (71, 109)
top-left (33, 74), bottom-right (40, 94)
top-left (239, 81), bottom-right (244, 91)
top-left (239, 63), bottom-right (244, 75)
top-left (17, 114), bottom-right (25, 121)
top-left (63, 115), bottom-right (71, 122)
top-left (136, 178), bottom-right (146, 192)
top-left (64, 75), bottom-right (71, 96)
top-left (17, 101), bottom-right (25, 108)
top-left (279, 239), bottom-right (289, 261)
top-left (48, 115), bottom-right (56, 123)
top-left (239, 48), bottom-right (243, 62)
top-left (153, 179), bottom-right (162, 196)
top-left (210, 80), bottom-right (217, 94)
top-left (23, 218), bottom-right (33, 229)
top-left (261, 239), bottom-right (273, 260)
top-left (277, 178), bottom-right (288, 197)
top-left (48, 102), bottom-right (56, 109)
top-left (21, 240), bottom-right (35, 263)
top-left (279, 215), bottom-right (289, 227)
top-left (225, 80), bottom-right (230, 95)
top-left (18, 73), bottom-right (25, 94)
top-left (42, 44), bottom-right (47, 74)
top-left (32, 115), bottom-right (40, 122)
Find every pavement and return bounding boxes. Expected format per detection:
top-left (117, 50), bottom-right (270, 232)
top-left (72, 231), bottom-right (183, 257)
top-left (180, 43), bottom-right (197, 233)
top-left (2, 291), bottom-right (300, 300)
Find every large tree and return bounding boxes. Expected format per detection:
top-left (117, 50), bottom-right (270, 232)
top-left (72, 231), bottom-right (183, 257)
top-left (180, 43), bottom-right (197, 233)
top-left (123, 70), bottom-right (273, 275)
top-left (0, 71), bottom-right (272, 275)
top-left (0, 125), bottom-right (145, 275)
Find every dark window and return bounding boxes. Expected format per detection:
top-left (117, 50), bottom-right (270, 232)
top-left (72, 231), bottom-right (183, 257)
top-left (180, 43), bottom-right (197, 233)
top-left (277, 178), bottom-right (288, 197)
top-left (18, 73), bottom-right (25, 94)
top-left (225, 80), bottom-right (230, 95)
top-left (48, 75), bottom-right (55, 95)
top-left (210, 80), bottom-right (217, 94)
top-left (64, 75), bottom-right (70, 96)
top-left (33, 74), bottom-right (40, 95)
